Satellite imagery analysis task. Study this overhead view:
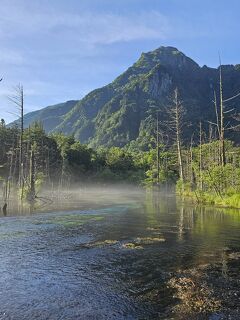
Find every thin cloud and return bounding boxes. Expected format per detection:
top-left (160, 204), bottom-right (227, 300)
top-left (0, 3), bottom-right (169, 45)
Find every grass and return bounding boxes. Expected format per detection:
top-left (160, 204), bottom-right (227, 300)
top-left (182, 191), bottom-right (240, 209)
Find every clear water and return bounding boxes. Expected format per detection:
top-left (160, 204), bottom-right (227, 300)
top-left (0, 189), bottom-right (239, 319)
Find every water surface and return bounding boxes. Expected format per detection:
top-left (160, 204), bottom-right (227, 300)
top-left (0, 189), bottom-right (239, 319)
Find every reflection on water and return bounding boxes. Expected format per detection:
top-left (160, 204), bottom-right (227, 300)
top-left (0, 189), bottom-right (239, 319)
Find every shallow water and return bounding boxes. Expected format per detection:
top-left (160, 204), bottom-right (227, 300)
top-left (0, 189), bottom-right (239, 319)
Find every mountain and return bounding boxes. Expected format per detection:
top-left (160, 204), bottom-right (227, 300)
top-left (11, 100), bottom-right (78, 132)
top-left (12, 46), bottom-right (240, 148)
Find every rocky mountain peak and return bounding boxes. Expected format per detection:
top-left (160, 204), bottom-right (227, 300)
top-left (139, 46), bottom-right (200, 71)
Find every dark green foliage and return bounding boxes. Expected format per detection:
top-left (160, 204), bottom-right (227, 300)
top-left (25, 123), bottom-right (62, 180)
top-left (0, 123), bottom-right (19, 178)
top-left (0, 126), bottom-right (159, 186)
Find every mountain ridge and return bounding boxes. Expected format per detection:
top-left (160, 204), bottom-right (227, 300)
top-left (10, 46), bottom-right (240, 148)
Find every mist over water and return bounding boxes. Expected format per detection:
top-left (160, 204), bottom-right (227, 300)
top-left (1, 185), bottom-right (147, 216)
top-left (0, 186), bottom-right (239, 319)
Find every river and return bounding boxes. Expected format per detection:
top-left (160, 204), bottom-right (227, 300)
top-left (0, 188), bottom-right (239, 319)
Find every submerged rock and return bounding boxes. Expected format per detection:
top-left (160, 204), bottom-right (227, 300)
top-left (83, 239), bottom-right (118, 248)
top-left (122, 242), bottom-right (143, 250)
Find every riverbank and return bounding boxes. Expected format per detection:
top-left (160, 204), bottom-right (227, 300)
top-left (181, 191), bottom-right (240, 210)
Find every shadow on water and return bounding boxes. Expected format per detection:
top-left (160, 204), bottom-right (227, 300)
top-left (0, 188), bottom-right (239, 319)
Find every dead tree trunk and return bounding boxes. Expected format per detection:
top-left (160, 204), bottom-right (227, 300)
top-left (164, 88), bottom-right (185, 189)
top-left (29, 146), bottom-right (36, 202)
top-left (174, 88), bottom-right (184, 183)
top-left (219, 65), bottom-right (226, 167)
top-left (9, 84), bottom-right (24, 199)
top-left (156, 111), bottom-right (160, 185)
top-left (199, 121), bottom-right (203, 191)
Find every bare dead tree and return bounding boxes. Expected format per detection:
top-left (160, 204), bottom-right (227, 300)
top-left (165, 88), bottom-right (185, 184)
top-left (8, 84), bottom-right (24, 198)
top-left (209, 59), bottom-right (240, 167)
top-left (156, 110), bottom-right (160, 185)
top-left (199, 121), bottom-right (203, 191)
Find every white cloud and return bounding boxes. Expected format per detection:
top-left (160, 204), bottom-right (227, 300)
top-left (0, 2), bottom-right (169, 45)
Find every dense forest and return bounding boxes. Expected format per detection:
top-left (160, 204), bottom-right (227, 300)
top-left (0, 119), bottom-right (174, 204)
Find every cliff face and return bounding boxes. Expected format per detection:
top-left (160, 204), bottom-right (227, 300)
top-left (14, 46), bottom-right (240, 148)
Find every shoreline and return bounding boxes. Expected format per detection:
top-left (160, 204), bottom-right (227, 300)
top-left (180, 191), bottom-right (240, 210)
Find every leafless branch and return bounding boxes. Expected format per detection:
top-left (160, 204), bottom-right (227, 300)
top-left (207, 121), bottom-right (218, 126)
top-left (223, 92), bottom-right (240, 103)
top-left (223, 108), bottom-right (235, 114)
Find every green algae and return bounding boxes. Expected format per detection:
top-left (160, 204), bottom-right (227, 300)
top-left (0, 231), bottom-right (26, 240)
top-left (35, 214), bottom-right (104, 227)
top-left (135, 236), bottom-right (166, 244)
top-left (84, 239), bottom-right (118, 248)
top-left (121, 235), bottom-right (166, 250)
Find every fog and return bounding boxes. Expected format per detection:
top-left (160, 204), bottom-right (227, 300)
top-left (0, 181), bottom-right (177, 217)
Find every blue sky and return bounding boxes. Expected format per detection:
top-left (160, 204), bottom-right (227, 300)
top-left (0, 0), bottom-right (239, 123)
